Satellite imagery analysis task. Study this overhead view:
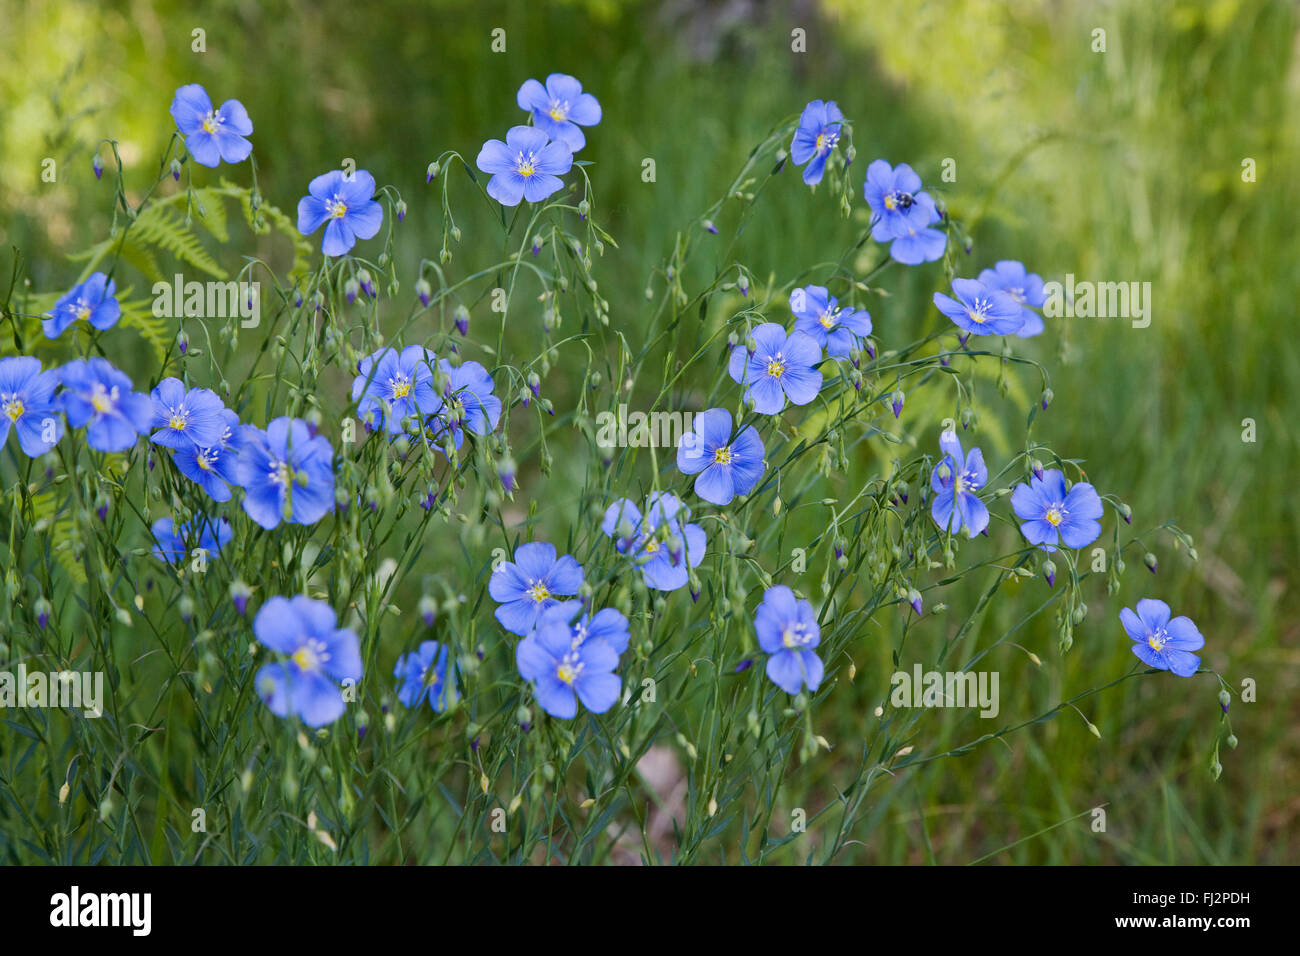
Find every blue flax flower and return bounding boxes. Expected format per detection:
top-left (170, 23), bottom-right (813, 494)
top-left (394, 641), bottom-right (458, 712)
top-left (59, 359), bottom-right (152, 452)
top-left (727, 323), bottom-right (823, 414)
top-left (754, 585), bottom-right (823, 695)
top-left (173, 409), bottom-right (248, 502)
top-left (790, 99), bottom-right (843, 186)
top-left (516, 73), bottom-right (602, 152)
top-left (235, 417), bottom-right (335, 530)
top-left (169, 84), bottom-right (253, 168)
top-left (863, 160), bottom-right (946, 264)
top-left (297, 169), bottom-right (384, 257)
top-left (44, 272), bottom-right (121, 339)
top-left (352, 345), bottom-right (438, 436)
top-left (489, 541), bottom-right (585, 636)
top-left (933, 278), bottom-right (1026, 336)
top-left (0, 357), bottom-right (64, 457)
top-left (1010, 469), bottom-right (1103, 552)
top-left (149, 377), bottom-right (227, 450)
top-left (790, 285), bottom-right (872, 358)
top-left (150, 515), bottom-right (232, 564)
top-left (601, 492), bottom-right (706, 592)
top-left (476, 126), bottom-right (573, 207)
top-left (516, 609), bottom-right (620, 719)
top-left (532, 599), bottom-right (631, 656)
top-left (676, 407), bottom-right (765, 506)
top-left (254, 596), bottom-right (363, 728)
top-left (978, 260), bottom-right (1046, 337)
top-left (930, 429), bottom-right (989, 537)
top-left (437, 359), bottom-right (502, 436)
top-left (1120, 598), bottom-right (1205, 677)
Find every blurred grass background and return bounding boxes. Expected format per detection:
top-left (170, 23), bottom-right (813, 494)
top-left (1, 0), bottom-right (1295, 862)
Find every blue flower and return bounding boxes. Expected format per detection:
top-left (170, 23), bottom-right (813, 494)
top-left (352, 345), bottom-right (438, 436)
top-left (476, 126), bottom-right (573, 207)
top-left (149, 377), bottom-right (227, 450)
top-left (516, 610), bottom-right (620, 719)
top-left (254, 596), bottom-right (363, 728)
top-left (1010, 469), bottom-right (1103, 552)
top-left (930, 429), bottom-right (989, 537)
top-left (394, 641), bottom-right (458, 712)
top-left (173, 409), bottom-right (249, 502)
top-left (531, 599), bottom-right (631, 656)
top-left (863, 160), bottom-right (946, 265)
top-left (601, 492), bottom-right (706, 592)
top-left (150, 515), bottom-right (233, 564)
top-left (754, 585), bottom-right (823, 694)
top-left (676, 407), bottom-right (765, 505)
top-left (44, 272), bottom-right (121, 339)
top-left (1120, 599), bottom-right (1205, 677)
top-left (437, 359), bottom-right (502, 436)
top-left (727, 323), bottom-right (823, 414)
top-left (790, 99), bottom-right (843, 186)
top-left (516, 73), bottom-right (601, 152)
top-left (297, 169), bottom-right (384, 257)
top-left (168, 84), bottom-right (253, 168)
top-left (488, 541), bottom-right (585, 636)
top-left (933, 278), bottom-right (1026, 336)
top-left (58, 358), bottom-right (152, 453)
top-left (235, 417), bottom-right (335, 530)
top-left (0, 357), bottom-right (64, 457)
top-left (790, 285), bottom-right (872, 358)
top-left (978, 260), bottom-right (1047, 337)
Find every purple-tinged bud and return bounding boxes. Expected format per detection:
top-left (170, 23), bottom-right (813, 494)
top-left (1031, 458), bottom-right (1044, 481)
top-left (939, 354), bottom-right (950, 367)
top-left (344, 277), bottom-right (359, 305)
top-left (1143, 552), bottom-right (1158, 574)
top-left (1218, 689), bottom-right (1231, 713)
top-left (735, 658), bottom-right (753, 673)
top-left (170, 158), bottom-right (181, 181)
top-left (358, 269), bottom-right (375, 299)
top-left (395, 199), bottom-right (406, 222)
top-left (471, 736), bottom-right (481, 752)
top-left (909, 588), bottom-right (923, 617)
top-left (532, 236), bottom-right (542, 257)
top-left (178, 330), bottom-right (189, 355)
top-left (426, 161), bottom-right (439, 183)
top-left (415, 277), bottom-right (432, 308)
top-left (231, 580), bottom-right (252, 616)
top-left (519, 721), bottom-right (531, 733)
top-left (1041, 388), bottom-right (1054, 410)
top-left (453, 305), bottom-right (469, 336)
top-left (577, 199), bottom-right (590, 220)
top-left (498, 458), bottom-right (517, 494)
top-left (179, 595), bottom-right (195, 623)
top-left (294, 290), bottom-right (304, 308)
top-left (1120, 503), bottom-right (1132, 524)
top-left (35, 597), bottom-right (51, 630)
top-left (737, 274), bottom-right (749, 297)
top-left (419, 595), bottom-right (437, 628)
top-left (92, 154), bottom-right (104, 179)
top-left (865, 340), bottom-right (876, 360)
top-left (96, 502), bottom-right (108, 522)
top-left (1043, 560), bottom-right (1056, 588)
top-left (528, 372), bottom-right (541, 399)
top-left (958, 333), bottom-right (970, 348)
top-left (891, 390), bottom-right (904, 418)
top-left (703, 219), bottom-right (718, 235)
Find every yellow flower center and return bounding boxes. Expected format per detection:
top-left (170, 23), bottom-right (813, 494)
top-left (168, 411), bottom-right (188, 431)
top-left (3, 398), bottom-right (23, 422)
top-left (75, 304), bottom-right (92, 321)
top-left (713, 446), bottom-right (732, 465)
top-left (884, 195), bottom-right (897, 210)
top-left (643, 538), bottom-right (660, 553)
top-left (556, 662), bottom-right (578, 684)
top-left (526, 582), bottom-right (550, 603)
top-left (1147, 635), bottom-right (1165, 652)
top-left (391, 378), bottom-right (411, 399)
top-left (819, 310), bottom-right (836, 329)
top-left (1045, 506), bottom-right (1063, 527)
top-left (291, 639), bottom-right (328, 672)
top-left (90, 384), bottom-right (115, 414)
top-left (197, 450), bottom-right (214, 471)
top-left (518, 157), bottom-right (536, 178)
top-left (548, 100), bottom-right (569, 122)
top-left (326, 198), bottom-right (348, 219)
top-left (202, 113), bottom-right (220, 134)
top-left (766, 358), bottom-right (786, 378)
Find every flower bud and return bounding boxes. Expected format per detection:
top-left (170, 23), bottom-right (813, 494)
top-left (92, 154), bottom-right (104, 179)
top-left (1143, 552), bottom-right (1158, 573)
top-left (426, 161), bottom-right (440, 183)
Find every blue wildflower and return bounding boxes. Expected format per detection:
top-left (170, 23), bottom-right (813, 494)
top-left (168, 84), bottom-right (253, 168)
top-left (149, 377), bottom-right (226, 450)
top-left (0, 357), bottom-right (64, 457)
top-left (437, 358), bottom-right (502, 436)
top-left (488, 541), bottom-right (585, 636)
top-left (235, 417), bottom-right (335, 530)
top-left (516, 611), bottom-right (620, 719)
top-left (516, 73), bottom-right (602, 152)
top-left (790, 285), bottom-right (872, 358)
top-left (476, 126), bottom-right (573, 207)
top-left (601, 492), bottom-right (706, 592)
top-left (43, 272), bottom-right (121, 339)
top-left (929, 429), bottom-right (989, 537)
top-left (150, 515), bottom-right (232, 564)
top-left (978, 260), bottom-right (1047, 337)
top-left (173, 409), bottom-right (249, 502)
top-left (675, 407), bottom-right (765, 506)
top-left (532, 599), bottom-right (631, 656)
top-left (1120, 599), bottom-right (1205, 678)
top-left (394, 641), bottom-right (458, 712)
top-left (58, 359), bottom-right (152, 452)
top-left (933, 278), bottom-right (1026, 337)
top-left (863, 160), bottom-right (946, 264)
top-left (727, 323), bottom-right (823, 415)
top-left (352, 345), bottom-right (438, 436)
top-left (254, 596), bottom-right (363, 728)
top-left (790, 99), bottom-right (843, 186)
top-left (754, 585), bottom-right (823, 695)
top-left (1010, 469), bottom-right (1103, 552)
top-left (297, 169), bottom-right (384, 257)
